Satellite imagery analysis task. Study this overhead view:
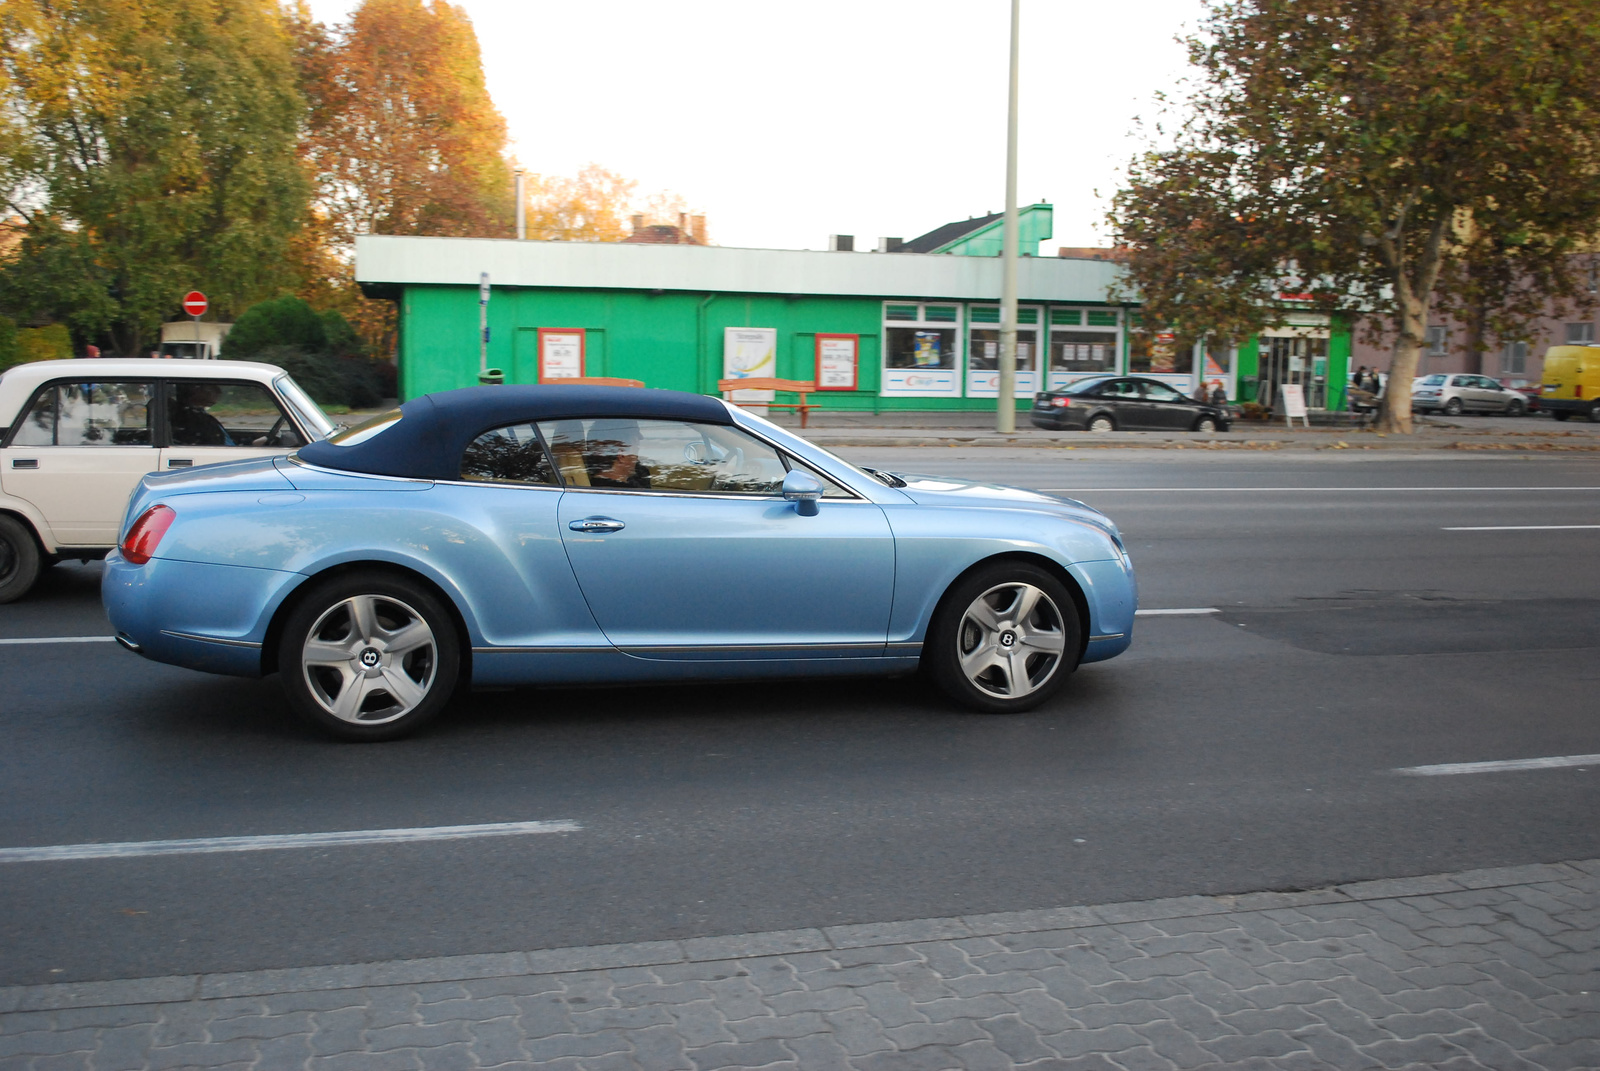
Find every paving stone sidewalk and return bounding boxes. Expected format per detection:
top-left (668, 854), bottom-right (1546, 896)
top-left (2, 859), bottom-right (1596, 1071)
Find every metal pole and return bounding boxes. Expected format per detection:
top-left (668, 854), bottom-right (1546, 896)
top-left (515, 170), bottom-right (526, 240)
top-left (479, 272), bottom-right (490, 376)
top-left (997, 0), bottom-right (1021, 433)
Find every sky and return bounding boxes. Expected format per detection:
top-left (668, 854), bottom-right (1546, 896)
top-left (305, 0), bottom-right (1208, 252)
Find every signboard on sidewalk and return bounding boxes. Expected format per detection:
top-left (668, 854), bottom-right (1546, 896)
top-left (815, 334), bottom-right (858, 391)
top-left (1281, 383), bottom-right (1310, 428)
top-left (537, 328), bottom-right (585, 381)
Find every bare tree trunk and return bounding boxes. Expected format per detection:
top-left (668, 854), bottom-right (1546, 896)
top-left (1379, 290), bottom-right (1424, 433)
top-left (1376, 214), bottom-right (1452, 434)
top-left (1464, 301), bottom-right (1486, 377)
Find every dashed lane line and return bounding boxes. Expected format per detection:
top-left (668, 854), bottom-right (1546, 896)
top-left (1397, 754), bottom-right (1600, 776)
top-left (1134, 608), bottom-right (1219, 616)
top-left (0, 820), bottom-right (582, 863)
top-left (1442, 524), bottom-right (1600, 531)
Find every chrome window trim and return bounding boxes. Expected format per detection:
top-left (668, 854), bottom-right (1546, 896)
top-left (285, 456), bottom-right (435, 485)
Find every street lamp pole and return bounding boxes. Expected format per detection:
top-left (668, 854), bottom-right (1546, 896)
top-left (997, 0), bottom-right (1021, 433)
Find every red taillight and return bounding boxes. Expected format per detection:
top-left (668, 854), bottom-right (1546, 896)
top-left (1577, 385), bottom-right (1584, 398)
top-left (1051, 396), bottom-right (1071, 408)
top-left (121, 505), bottom-right (175, 565)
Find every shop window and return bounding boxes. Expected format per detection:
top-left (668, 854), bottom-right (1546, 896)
top-left (1129, 332), bottom-right (1197, 376)
top-left (882, 302), bottom-right (961, 396)
top-left (1046, 308), bottom-right (1121, 389)
top-left (966, 305), bottom-right (1041, 398)
top-left (1501, 341), bottom-right (1528, 375)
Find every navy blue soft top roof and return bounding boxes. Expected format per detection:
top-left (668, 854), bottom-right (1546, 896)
top-left (296, 385), bottom-right (733, 480)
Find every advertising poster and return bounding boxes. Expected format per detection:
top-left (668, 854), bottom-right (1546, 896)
top-left (723, 327), bottom-right (777, 404)
top-left (538, 329), bottom-right (584, 381)
top-left (815, 334), bottom-right (858, 391)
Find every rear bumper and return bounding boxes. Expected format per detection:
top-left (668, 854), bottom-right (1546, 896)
top-left (1029, 410), bottom-right (1086, 430)
top-left (102, 552), bottom-right (305, 677)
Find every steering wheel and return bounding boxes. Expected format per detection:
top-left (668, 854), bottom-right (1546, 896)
top-left (254, 416), bottom-right (292, 448)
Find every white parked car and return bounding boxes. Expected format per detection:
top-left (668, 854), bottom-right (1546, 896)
top-left (0, 358), bottom-right (335, 602)
top-left (1411, 373), bottom-right (1529, 416)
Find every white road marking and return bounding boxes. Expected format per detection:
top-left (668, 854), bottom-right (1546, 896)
top-left (1442, 525), bottom-right (1600, 531)
top-left (0, 636), bottom-right (116, 646)
top-left (0, 820), bottom-right (582, 863)
top-left (1041, 486), bottom-right (1600, 493)
top-left (1135, 608), bottom-right (1219, 616)
top-left (1397, 754), bottom-right (1600, 776)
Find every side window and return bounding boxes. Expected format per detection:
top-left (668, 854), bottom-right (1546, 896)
top-left (1102, 380), bottom-right (1141, 399)
top-left (9, 382), bottom-right (153, 446)
top-left (1143, 382), bottom-right (1185, 402)
top-left (460, 423), bottom-right (557, 485)
top-left (165, 380), bottom-right (303, 448)
top-left (537, 418), bottom-right (790, 494)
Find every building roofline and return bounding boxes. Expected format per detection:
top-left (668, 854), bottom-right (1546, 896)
top-left (354, 235), bottom-right (1134, 305)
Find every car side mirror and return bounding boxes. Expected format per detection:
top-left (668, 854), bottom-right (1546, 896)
top-left (782, 470), bottom-right (824, 516)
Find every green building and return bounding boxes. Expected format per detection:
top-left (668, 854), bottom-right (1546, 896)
top-left (355, 207), bottom-right (1351, 413)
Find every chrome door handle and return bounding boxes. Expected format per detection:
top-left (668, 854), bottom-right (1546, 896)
top-left (10, 458), bottom-right (38, 469)
top-left (167, 458), bottom-right (193, 468)
top-left (569, 517), bottom-right (625, 533)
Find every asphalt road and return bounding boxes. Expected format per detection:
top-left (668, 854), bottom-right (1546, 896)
top-left (2, 450), bottom-right (1598, 988)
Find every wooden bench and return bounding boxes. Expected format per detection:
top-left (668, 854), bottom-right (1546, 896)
top-left (540, 376), bottom-right (645, 387)
top-left (717, 377), bottom-right (817, 427)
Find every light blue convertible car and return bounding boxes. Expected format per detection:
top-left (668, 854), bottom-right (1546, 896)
top-left (104, 386), bottom-right (1136, 740)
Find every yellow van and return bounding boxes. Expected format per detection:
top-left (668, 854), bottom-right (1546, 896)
top-left (1540, 345), bottom-right (1600, 422)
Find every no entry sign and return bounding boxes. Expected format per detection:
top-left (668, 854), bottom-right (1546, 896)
top-left (182, 291), bottom-right (207, 317)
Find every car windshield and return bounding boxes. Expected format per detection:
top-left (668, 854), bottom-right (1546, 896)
top-left (324, 408), bottom-right (401, 447)
top-left (273, 374), bottom-right (337, 440)
top-left (1418, 374), bottom-right (1447, 386)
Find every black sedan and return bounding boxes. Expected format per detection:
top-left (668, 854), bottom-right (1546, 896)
top-left (1030, 376), bottom-right (1232, 432)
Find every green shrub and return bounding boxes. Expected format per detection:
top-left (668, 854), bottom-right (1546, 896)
top-left (320, 310), bottom-right (366, 358)
top-left (0, 323), bottom-right (72, 371)
top-left (249, 345), bottom-right (388, 409)
top-left (223, 296), bottom-right (327, 358)
top-left (0, 316), bottom-right (17, 372)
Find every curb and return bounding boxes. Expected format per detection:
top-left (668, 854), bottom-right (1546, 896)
top-left (3, 858), bottom-right (1591, 1014)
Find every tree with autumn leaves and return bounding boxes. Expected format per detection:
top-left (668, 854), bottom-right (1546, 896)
top-left (1111, 0), bottom-right (1600, 432)
top-left (1, 0), bottom-right (700, 359)
top-left (0, 0), bottom-right (308, 355)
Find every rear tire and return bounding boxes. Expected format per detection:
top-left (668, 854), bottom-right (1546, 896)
top-left (1443, 398), bottom-right (1463, 416)
top-left (924, 562), bottom-right (1080, 714)
top-left (0, 516), bottom-right (42, 605)
top-left (1553, 410), bottom-right (1572, 422)
top-left (280, 571), bottom-right (460, 741)
top-left (1086, 414), bottom-right (1116, 433)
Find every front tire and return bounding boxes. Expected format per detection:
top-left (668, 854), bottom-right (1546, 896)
top-left (1506, 399), bottom-right (1526, 417)
top-left (1194, 416), bottom-right (1219, 432)
top-left (280, 571), bottom-right (460, 741)
top-left (1589, 403), bottom-right (1600, 424)
top-left (925, 563), bottom-right (1080, 714)
top-left (0, 516), bottom-right (42, 605)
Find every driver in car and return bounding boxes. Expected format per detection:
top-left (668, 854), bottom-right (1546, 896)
top-left (168, 382), bottom-right (234, 446)
top-left (586, 419), bottom-right (651, 488)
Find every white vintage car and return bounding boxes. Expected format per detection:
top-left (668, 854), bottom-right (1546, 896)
top-left (0, 358), bottom-right (335, 602)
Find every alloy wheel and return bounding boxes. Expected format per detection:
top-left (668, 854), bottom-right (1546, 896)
top-left (956, 582), bottom-right (1067, 699)
top-left (301, 594), bottom-right (438, 725)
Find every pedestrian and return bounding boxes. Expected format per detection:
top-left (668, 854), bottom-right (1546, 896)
top-left (1210, 380), bottom-right (1227, 406)
top-left (1192, 380), bottom-right (1210, 404)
